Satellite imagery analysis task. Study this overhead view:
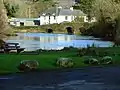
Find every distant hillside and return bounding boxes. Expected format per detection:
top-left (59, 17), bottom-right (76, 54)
top-left (4, 0), bottom-right (55, 18)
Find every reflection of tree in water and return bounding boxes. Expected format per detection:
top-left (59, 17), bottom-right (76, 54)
top-left (22, 36), bottom-right (39, 41)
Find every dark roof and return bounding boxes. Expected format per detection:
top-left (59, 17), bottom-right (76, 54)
top-left (59, 9), bottom-right (86, 16)
top-left (72, 10), bottom-right (86, 16)
top-left (40, 7), bottom-right (86, 16)
top-left (40, 7), bottom-right (57, 16)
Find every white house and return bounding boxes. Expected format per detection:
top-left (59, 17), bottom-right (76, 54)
top-left (8, 6), bottom-right (96, 26)
top-left (8, 18), bottom-right (40, 26)
top-left (39, 6), bottom-right (96, 25)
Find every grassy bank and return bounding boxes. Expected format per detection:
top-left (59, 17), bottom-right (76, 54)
top-left (0, 47), bottom-right (120, 74)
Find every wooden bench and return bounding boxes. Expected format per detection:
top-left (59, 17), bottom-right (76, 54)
top-left (2, 43), bottom-right (25, 53)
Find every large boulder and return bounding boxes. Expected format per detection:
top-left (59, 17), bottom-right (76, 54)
top-left (100, 56), bottom-right (113, 64)
top-left (17, 60), bottom-right (39, 72)
top-left (56, 57), bottom-right (74, 68)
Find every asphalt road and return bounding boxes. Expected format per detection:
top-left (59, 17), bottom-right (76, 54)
top-left (0, 66), bottom-right (120, 90)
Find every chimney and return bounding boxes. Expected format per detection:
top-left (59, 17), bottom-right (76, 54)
top-left (70, 7), bottom-right (73, 11)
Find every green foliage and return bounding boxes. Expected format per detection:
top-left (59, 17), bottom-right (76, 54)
top-left (73, 0), bottom-right (95, 21)
top-left (56, 58), bottom-right (74, 68)
top-left (79, 0), bottom-right (94, 13)
top-left (100, 56), bottom-right (113, 64)
top-left (80, 20), bottom-right (116, 41)
top-left (83, 56), bottom-right (99, 65)
top-left (4, 2), bottom-right (19, 17)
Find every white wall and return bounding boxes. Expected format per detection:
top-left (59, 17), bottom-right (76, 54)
top-left (57, 15), bottom-right (72, 24)
top-left (40, 16), bottom-right (57, 25)
top-left (50, 16), bottom-right (57, 24)
top-left (24, 21), bottom-right (35, 26)
top-left (40, 15), bottom-right (90, 25)
top-left (40, 15), bottom-right (74, 25)
top-left (84, 16), bottom-right (97, 23)
top-left (9, 21), bottom-right (20, 26)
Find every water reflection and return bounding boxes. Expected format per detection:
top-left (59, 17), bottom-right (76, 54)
top-left (6, 33), bottom-right (114, 51)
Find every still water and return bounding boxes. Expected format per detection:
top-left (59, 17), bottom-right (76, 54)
top-left (6, 33), bottom-right (114, 51)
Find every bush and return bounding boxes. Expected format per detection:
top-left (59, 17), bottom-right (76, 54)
top-left (86, 48), bottom-right (96, 56)
top-left (83, 57), bottom-right (99, 65)
top-left (83, 56), bottom-right (91, 64)
top-left (77, 48), bottom-right (86, 56)
top-left (103, 51), bottom-right (108, 56)
top-left (89, 58), bottom-right (99, 65)
top-left (62, 46), bottom-right (74, 51)
top-left (79, 27), bottom-right (86, 34)
top-left (17, 60), bottom-right (39, 72)
top-left (98, 52), bottom-right (105, 57)
top-left (100, 56), bottom-right (113, 64)
top-left (56, 57), bottom-right (74, 68)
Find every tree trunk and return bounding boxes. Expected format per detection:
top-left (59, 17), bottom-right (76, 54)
top-left (114, 16), bottom-right (120, 45)
top-left (0, 0), bottom-right (9, 39)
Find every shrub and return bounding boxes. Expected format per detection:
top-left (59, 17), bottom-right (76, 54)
top-left (112, 52), bottom-right (117, 56)
top-left (56, 57), bottom-right (74, 68)
top-left (98, 52), bottom-right (105, 57)
top-left (91, 43), bottom-right (97, 48)
top-left (89, 58), bottom-right (99, 65)
top-left (77, 48), bottom-right (86, 56)
top-left (103, 51), bottom-right (108, 56)
top-left (83, 56), bottom-right (99, 65)
top-left (100, 56), bottom-right (113, 64)
top-left (17, 60), bottom-right (39, 72)
top-left (62, 47), bottom-right (70, 51)
top-left (83, 56), bottom-right (91, 64)
top-left (79, 27), bottom-right (86, 34)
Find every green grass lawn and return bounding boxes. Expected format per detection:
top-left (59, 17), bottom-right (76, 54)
top-left (0, 47), bottom-right (120, 74)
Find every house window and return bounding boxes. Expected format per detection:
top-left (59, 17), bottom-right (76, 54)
top-left (44, 16), bottom-right (46, 20)
top-left (65, 16), bottom-right (68, 20)
top-left (54, 16), bottom-right (56, 20)
top-left (34, 20), bottom-right (40, 25)
top-left (14, 21), bottom-right (17, 25)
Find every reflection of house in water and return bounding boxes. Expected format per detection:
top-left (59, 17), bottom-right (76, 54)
top-left (57, 36), bottom-right (65, 41)
top-left (33, 37), bottom-right (40, 41)
top-left (39, 36), bottom-right (44, 42)
top-left (9, 34), bottom-right (76, 51)
top-left (19, 34), bottom-right (75, 43)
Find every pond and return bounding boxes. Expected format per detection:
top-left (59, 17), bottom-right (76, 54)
top-left (6, 33), bottom-right (114, 51)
